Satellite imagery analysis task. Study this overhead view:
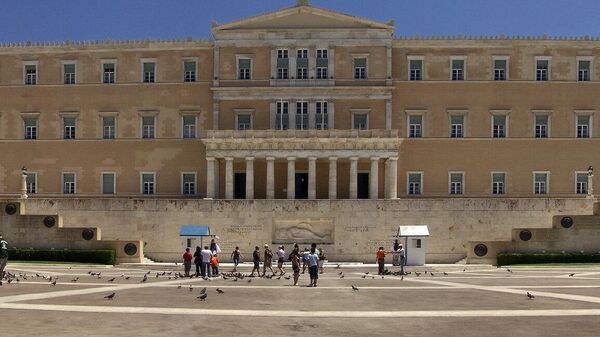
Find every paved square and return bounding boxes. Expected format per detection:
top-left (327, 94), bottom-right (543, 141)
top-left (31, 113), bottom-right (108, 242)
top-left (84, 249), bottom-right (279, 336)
top-left (2, 263), bottom-right (600, 336)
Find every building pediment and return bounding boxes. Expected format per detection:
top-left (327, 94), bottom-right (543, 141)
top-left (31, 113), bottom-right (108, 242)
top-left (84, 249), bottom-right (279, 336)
top-left (212, 1), bottom-right (393, 34)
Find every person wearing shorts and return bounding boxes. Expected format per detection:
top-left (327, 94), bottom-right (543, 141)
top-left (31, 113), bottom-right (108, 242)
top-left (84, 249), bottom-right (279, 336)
top-left (0, 233), bottom-right (8, 280)
top-left (263, 244), bottom-right (275, 277)
top-left (251, 246), bottom-right (261, 277)
top-left (318, 248), bottom-right (326, 274)
top-left (291, 248), bottom-right (301, 286)
top-left (231, 246), bottom-right (242, 272)
top-left (276, 245), bottom-right (286, 275)
top-left (307, 247), bottom-right (319, 287)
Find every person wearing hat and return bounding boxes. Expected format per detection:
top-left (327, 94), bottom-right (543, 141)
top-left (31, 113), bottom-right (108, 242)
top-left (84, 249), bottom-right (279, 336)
top-left (0, 233), bottom-right (8, 280)
top-left (262, 243), bottom-right (275, 277)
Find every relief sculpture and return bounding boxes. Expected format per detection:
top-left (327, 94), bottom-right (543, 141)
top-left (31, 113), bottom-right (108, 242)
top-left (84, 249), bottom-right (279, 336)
top-left (273, 218), bottom-right (334, 244)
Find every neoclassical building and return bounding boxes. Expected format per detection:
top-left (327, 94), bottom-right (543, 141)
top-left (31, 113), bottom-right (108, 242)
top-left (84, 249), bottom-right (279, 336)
top-left (1, 1), bottom-right (599, 263)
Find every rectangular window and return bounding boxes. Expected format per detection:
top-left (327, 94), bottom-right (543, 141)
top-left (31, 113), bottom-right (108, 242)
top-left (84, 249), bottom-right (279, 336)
top-left (142, 116), bottom-right (155, 139)
top-left (142, 62), bottom-right (156, 83)
top-left (63, 63), bottom-right (76, 84)
top-left (102, 116), bottom-right (116, 139)
top-left (450, 115), bottom-right (464, 138)
top-left (409, 59), bottom-right (423, 81)
top-left (534, 172), bottom-right (548, 194)
top-left (102, 62), bottom-right (116, 84)
top-left (316, 49), bottom-right (328, 79)
top-left (296, 49), bottom-right (308, 79)
top-left (24, 64), bottom-right (37, 85)
top-left (24, 118), bottom-right (37, 140)
top-left (101, 172), bottom-right (115, 195)
top-left (576, 172), bottom-right (588, 194)
top-left (577, 115), bottom-right (590, 138)
top-left (236, 114), bottom-right (252, 130)
top-left (408, 115), bottom-right (422, 138)
top-left (354, 57), bottom-right (367, 79)
top-left (182, 116), bottom-right (196, 138)
top-left (276, 101), bottom-right (289, 130)
top-left (315, 101), bottom-right (328, 130)
top-left (238, 58), bottom-right (251, 80)
top-left (449, 173), bottom-right (463, 195)
top-left (492, 115), bottom-right (506, 138)
top-left (277, 49), bottom-right (289, 79)
top-left (578, 60), bottom-right (591, 82)
top-left (63, 117), bottom-right (76, 139)
top-left (451, 59), bottom-right (465, 80)
top-left (62, 172), bottom-right (76, 194)
top-left (493, 59), bottom-right (507, 81)
top-left (492, 172), bottom-right (505, 195)
top-left (141, 173), bottom-right (155, 195)
top-left (183, 60), bottom-right (196, 82)
top-left (408, 173), bottom-right (422, 195)
top-left (535, 115), bottom-right (548, 138)
top-left (182, 173), bottom-right (196, 195)
top-left (26, 172), bottom-right (36, 194)
top-left (353, 114), bottom-right (368, 130)
top-left (295, 101), bottom-right (308, 130)
top-left (536, 59), bottom-right (550, 81)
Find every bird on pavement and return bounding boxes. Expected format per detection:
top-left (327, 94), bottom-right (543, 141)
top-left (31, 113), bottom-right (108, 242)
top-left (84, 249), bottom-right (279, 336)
top-left (141, 275), bottom-right (148, 283)
top-left (51, 280), bottom-right (57, 286)
top-left (415, 272), bottom-right (421, 277)
top-left (365, 272), bottom-right (370, 275)
top-left (338, 272), bottom-right (343, 275)
top-left (197, 293), bottom-right (207, 301)
top-left (71, 277), bottom-right (79, 283)
top-left (335, 264), bottom-right (341, 269)
top-left (200, 287), bottom-right (207, 294)
top-left (125, 276), bottom-right (130, 280)
top-left (507, 268), bottom-right (513, 273)
top-left (527, 292), bottom-right (535, 300)
top-left (104, 292), bottom-right (116, 300)
top-left (216, 288), bottom-right (225, 294)
top-left (177, 284), bottom-right (182, 289)
top-left (569, 273), bottom-right (575, 277)
top-left (247, 279), bottom-right (252, 283)
top-left (443, 272), bottom-right (448, 276)
top-left (189, 285), bottom-right (193, 292)
top-left (401, 276), bottom-right (404, 281)
top-left (340, 275), bottom-right (345, 279)
top-left (108, 278), bottom-right (115, 282)
top-left (351, 285), bottom-right (359, 291)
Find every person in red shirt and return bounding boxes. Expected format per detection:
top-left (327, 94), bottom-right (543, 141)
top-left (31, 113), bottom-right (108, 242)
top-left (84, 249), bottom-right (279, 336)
top-left (376, 247), bottom-right (387, 275)
top-left (182, 248), bottom-right (193, 277)
top-left (211, 254), bottom-right (220, 276)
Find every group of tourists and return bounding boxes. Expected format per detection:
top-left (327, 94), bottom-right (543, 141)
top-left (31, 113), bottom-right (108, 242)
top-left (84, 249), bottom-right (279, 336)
top-left (181, 239), bottom-right (222, 279)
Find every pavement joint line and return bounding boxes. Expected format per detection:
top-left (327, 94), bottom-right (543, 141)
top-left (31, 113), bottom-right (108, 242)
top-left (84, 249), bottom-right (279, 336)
top-left (2, 303), bottom-right (600, 318)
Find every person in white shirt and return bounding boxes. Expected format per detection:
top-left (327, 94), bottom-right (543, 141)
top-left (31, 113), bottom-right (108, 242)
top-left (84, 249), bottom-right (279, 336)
top-left (200, 246), bottom-right (213, 279)
top-left (276, 245), bottom-right (286, 275)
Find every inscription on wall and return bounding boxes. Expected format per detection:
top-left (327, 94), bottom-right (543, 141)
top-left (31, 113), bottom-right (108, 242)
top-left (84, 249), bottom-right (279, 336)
top-left (226, 224), bottom-right (263, 234)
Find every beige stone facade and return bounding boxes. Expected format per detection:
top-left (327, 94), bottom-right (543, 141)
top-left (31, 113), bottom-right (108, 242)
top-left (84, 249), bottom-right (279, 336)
top-left (1, 1), bottom-right (600, 262)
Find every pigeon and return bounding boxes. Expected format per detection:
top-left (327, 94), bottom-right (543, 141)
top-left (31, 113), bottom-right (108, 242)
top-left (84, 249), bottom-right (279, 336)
top-left (104, 292), bottom-right (116, 300)
top-left (365, 272), bottom-right (370, 275)
top-left (527, 292), bottom-right (535, 300)
top-left (351, 285), bottom-right (359, 291)
top-left (443, 272), bottom-right (448, 276)
top-left (463, 269), bottom-right (466, 272)
top-left (71, 277), bottom-right (79, 283)
top-left (247, 279), bottom-right (252, 283)
top-left (569, 273), bottom-right (575, 277)
top-left (361, 275), bottom-right (366, 279)
top-left (285, 276), bottom-right (291, 280)
top-left (108, 278), bottom-right (115, 282)
top-left (141, 275), bottom-right (148, 283)
top-left (507, 268), bottom-right (513, 273)
top-left (189, 285), bottom-right (193, 292)
top-left (415, 272), bottom-right (421, 277)
top-left (430, 272), bottom-right (434, 277)
top-left (340, 275), bottom-right (345, 279)
top-left (197, 293), bottom-right (207, 301)
top-left (336, 264), bottom-right (341, 269)
top-left (125, 276), bottom-right (130, 280)
top-left (177, 284), bottom-right (182, 289)
top-left (338, 272), bottom-right (343, 275)
top-left (401, 276), bottom-right (404, 281)
top-left (216, 288), bottom-right (224, 294)
top-left (200, 287), bottom-right (207, 294)
top-left (51, 280), bottom-right (57, 286)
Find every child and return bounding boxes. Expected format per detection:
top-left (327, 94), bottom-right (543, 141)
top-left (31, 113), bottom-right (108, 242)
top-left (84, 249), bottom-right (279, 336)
top-left (182, 247), bottom-right (193, 277)
top-left (211, 254), bottom-right (220, 276)
top-left (376, 247), bottom-right (386, 275)
top-left (231, 246), bottom-right (242, 272)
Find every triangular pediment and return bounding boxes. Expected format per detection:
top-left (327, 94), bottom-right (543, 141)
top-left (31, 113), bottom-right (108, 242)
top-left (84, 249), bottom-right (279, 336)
top-left (212, 2), bottom-right (393, 32)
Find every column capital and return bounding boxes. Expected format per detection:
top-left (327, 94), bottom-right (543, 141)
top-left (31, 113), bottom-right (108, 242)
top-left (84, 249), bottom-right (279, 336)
top-left (388, 156), bottom-right (399, 161)
top-left (225, 157), bottom-right (234, 161)
top-left (245, 156), bottom-right (255, 161)
top-left (328, 156), bottom-right (338, 161)
top-left (308, 156), bottom-right (317, 161)
top-left (370, 156), bottom-right (380, 161)
top-left (286, 156), bottom-right (296, 161)
top-left (349, 156), bottom-right (359, 161)
top-left (206, 157), bottom-right (216, 162)
top-left (266, 156), bottom-right (276, 161)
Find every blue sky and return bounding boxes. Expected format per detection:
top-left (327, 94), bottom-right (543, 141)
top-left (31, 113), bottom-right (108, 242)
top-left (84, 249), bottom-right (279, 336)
top-left (1, 0), bottom-right (599, 42)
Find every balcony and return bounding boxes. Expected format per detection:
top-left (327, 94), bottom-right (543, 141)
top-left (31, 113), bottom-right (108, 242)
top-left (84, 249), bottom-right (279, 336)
top-left (205, 129), bottom-right (399, 139)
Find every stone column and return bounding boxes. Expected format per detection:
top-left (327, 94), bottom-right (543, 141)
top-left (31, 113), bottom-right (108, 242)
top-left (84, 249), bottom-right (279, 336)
top-left (20, 169), bottom-right (28, 199)
top-left (370, 157), bottom-right (379, 199)
top-left (287, 157), bottom-right (296, 199)
top-left (225, 157), bottom-right (234, 199)
top-left (328, 157), bottom-right (337, 199)
top-left (213, 46), bottom-right (220, 87)
top-left (266, 157), bottom-right (275, 199)
top-left (212, 101), bottom-right (220, 130)
top-left (206, 157), bottom-right (215, 199)
top-left (387, 157), bottom-right (398, 199)
top-left (385, 98), bottom-right (392, 130)
top-left (308, 156), bottom-right (317, 199)
top-left (349, 157), bottom-right (358, 199)
top-left (245, 157), bottom-right (254, 200)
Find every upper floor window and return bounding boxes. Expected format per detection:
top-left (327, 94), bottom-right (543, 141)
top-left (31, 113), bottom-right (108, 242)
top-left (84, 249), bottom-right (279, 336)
top-left (183, 60), bottom-right (197, 82)
top-left (493, 57), bottom-right (508, 81)
top-left (26, 172), bottom-right (37, 194)
top-left (276, 101), bottom-right (289, 130)
top-left (407, 172), bottom-right (422, 195)
top-left (491, 172), bottom-right (505, 195)
top-left (449, 172), bottom-right (464, 195)
top-left (142, 61), bottom-right (156, 83)
top-left (316, 49), bottom-right (328, 79)
top-left (316, 101), bottom-right (328, 130)
top-left (102, 62), bottom-right (116, 84)
top-left (277, 49), bottom-right (289, 79)
top-left (353, 113), bottom-right (368, 130)
top-left (408, 115), bottom-right (423, 138)
top-left (182, 115), bottom-right (196, 138)
top-left (533, 172), bottom-right (548, 194)
top-left (141, 172), bottom-right (155, 195)
top-left (102, 116), bottom-right (116, 139)
top-left (63, 117), bottom-right (76, 139)
top-left (24, 117), bottom-right (37, 139)
top-left (141, 116), bottom-right (155, 139)
top-left (576, 172), bottom-right (588, 194)
top-left (236, 114), bottom-right (252, 130)
top-left (576, 114), bottom-right (591, 138)
top-left (101, 172), bottom-right (116, 195)
top-left (450, 58), bottom-right (465, 80)
top-left (534, 114), bottom-right (549, 138)
top-left (182, 172), bottom-right (196, 195)
top-left (238, 58), bottom-right (251, 80)
top-left (63, 63), bottom-right (76, 84)
top-left (353, 57), bottom-right (367, 79)
top-left (409, 58), bottom-right (423, 81)
top-left (578, 58), bottom-right (592, 82)
top-left (24, 63), bottom-right (37, 85)
top-left (535, 57), bottom-right (550, 81)
top-left (62, 172), bottom-right (76, 194)
top-left (296, 101), bottom-right (308, 130)
top-left (492, 115), bottom-right (506, 138)
top-left (449, 115), bottom-right (464, 138)
top-left (296, 49), bottom-right (308, 80)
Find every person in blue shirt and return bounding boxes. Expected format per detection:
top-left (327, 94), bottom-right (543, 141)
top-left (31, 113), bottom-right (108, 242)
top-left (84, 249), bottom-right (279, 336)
top-left (307, 247), bottom-right (320, 287)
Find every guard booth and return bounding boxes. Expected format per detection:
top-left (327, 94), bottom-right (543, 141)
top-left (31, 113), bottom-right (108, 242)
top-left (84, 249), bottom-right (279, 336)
top-left (179, 225), bottom-right (215, 250)
top-left (395, 225), bottom-right (430, 266)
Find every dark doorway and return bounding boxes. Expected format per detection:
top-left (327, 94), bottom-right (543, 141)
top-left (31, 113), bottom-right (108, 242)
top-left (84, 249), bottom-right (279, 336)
top-left (295, 173), bottom-right (308, 199)
top-left (357, 173), bottom-right (369, 199)
top-left (234, 173), bottom-right (246, 199)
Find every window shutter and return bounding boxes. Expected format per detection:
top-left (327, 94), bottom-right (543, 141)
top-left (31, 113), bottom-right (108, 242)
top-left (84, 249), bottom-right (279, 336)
top-left (493, 115), bottom-right (505, 125)
top-left (450, 173), bottom-right (462, 183)
top-left (579, 60), bottom-right (591, 70)
top-left (238, 58), bottom-right (251, 69)
top-left (494, 60), bottom-right (506, 69)
top-left (142, 116), bottom-right (154, 126)
top-left (143, 62), bottom-right (155, 72)
top-left (450, 115), bottom-right (463, 124)
top-left (184, 61), bottom-right (195, 72)
top-left (25, 118), bottom-right (37, 127)
top-left (102, 174), bottom-right (114, 193)
top-left (452, 59), bottom-right (464, 69)
top-left (103, 116), bottom-right (115, 127)
top-left (535, 173), bottom-right (546, 182)
top-left (409, 174), bottom-right (421, 183)
top-left (183, 116), bottom-right (195, 126)
top-left (535, 115), bottom-right (548, 125)
top-left (409, 60), bottom-right (422, 70)
top-left (277, 58), bottom-right (289, 68)
top-left (64, 64), bottom-right (75, 73)
top-left (103, 63), bottom-right (115, 71)
top-left (409, 115), bottom-right (422, 124)
top-left (354, 58), bottom-right (367, 68)
top-left (577, 173), bottom-right (588, 183)
top-left (492, 173), bottom-right (504, 182)
top-left (296, 58), bottom-right (308, 68)
top-left (577, 115), bottom-right (590, 124)
top-left (537, 60), bottom-right (549, 68)
top-left (142, 174), bottom-right (154, 183)
top-left (64, 117), bottom-right (76, 127)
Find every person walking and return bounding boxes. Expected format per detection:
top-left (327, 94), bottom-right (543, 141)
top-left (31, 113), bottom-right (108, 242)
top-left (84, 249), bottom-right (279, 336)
top-left (318, 247), bottom-right (326, 274)
top-left (263, 244), bottom-right (275, 277)
top-left (211, 254), bottom-right (220, 276)
top-left (392, 239), bottom-right (401, 266)
top-left (376, 246), bottom-right (386, 275)
top-left (250, 246), bottom-right (261, 277)
top-left (210, 238), bottom-right (221, 254)
top-left (398, 244), bottom-right (406, 275)
top-left (231, 246), bottom-right (243, 272)
top-left (201, 246), bottom-right (213, 278)
top-left (301, 248), bottom-right (310, 274)
top-left (307, 247), bottom-right (319, 287)
top-left (291, 247), bottom-right (301, 286)
top-left (0, 233), bottom-right (8, 280)
top-left (182, 247), bottom-right (193, 277)
top-left (193, 246), bottom-right (202, 277)
top-left (276, 245), bottom-right (286, 275)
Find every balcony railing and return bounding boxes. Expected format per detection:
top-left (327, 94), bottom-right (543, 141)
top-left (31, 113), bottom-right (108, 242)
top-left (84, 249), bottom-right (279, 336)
top-left (205, 129), bottom-right (399, 139)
